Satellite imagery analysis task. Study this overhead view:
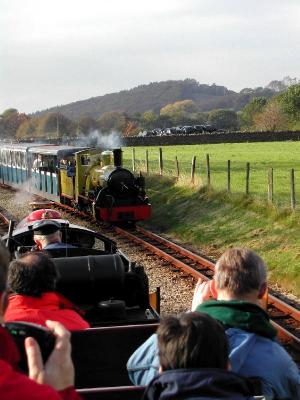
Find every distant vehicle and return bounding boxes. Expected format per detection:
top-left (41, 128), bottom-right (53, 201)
top-left (202, 125), bottom-right (217, 133)
top-left (194, 125), bottom-right (205, 133)
top-left (138, 130), bottom-right (148, 137)
top-left (182, 126), bottom-right (196, 135)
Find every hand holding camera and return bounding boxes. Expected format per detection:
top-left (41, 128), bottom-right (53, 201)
top-left (4, 320), bottom-right (74, 391)
top-left (191, 278), bottom-right (217, 311)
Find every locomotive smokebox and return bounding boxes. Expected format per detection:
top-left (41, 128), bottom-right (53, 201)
top-left (113, 148), bottom-right (123, 167)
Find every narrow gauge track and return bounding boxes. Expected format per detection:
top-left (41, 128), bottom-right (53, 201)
top-left (114, 226), bottom-right (300, 362)
top-left (1, 184), bottom-right (300, 364)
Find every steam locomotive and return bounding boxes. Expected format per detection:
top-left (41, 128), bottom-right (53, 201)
top-left (0, 143), bottom-right (151, 223)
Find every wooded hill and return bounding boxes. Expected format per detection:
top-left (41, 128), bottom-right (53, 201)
top-left (32, 79), bottom-right (275, 121)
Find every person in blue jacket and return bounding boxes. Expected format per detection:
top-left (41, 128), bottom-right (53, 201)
top-left (143, 312), bottom-right (260, 400)
top-left (32, 220), bottom-right (76, 250)
top-left (127, 248), bottom-right (300, 399)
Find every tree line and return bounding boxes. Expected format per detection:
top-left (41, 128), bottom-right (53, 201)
top-left (1, 84), bottom-right (299, 139)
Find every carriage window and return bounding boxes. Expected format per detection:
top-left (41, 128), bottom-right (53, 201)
top-left (16, 152), bottom-right (21, 168)
top-left (8, 152), bottom-right (12, 166)
top-left (81, 155), bottom-right (91, 165)
top-left (3, 151), bottom-right (7, 165)
top-left (11, 152), bottom-right (16, 166)
top-left (20, 153), bottom-right (26, 168)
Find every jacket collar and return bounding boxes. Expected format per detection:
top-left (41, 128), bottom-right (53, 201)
top-left (196, 300), bottom-right (277, 339)
top-left (144, 368), bottom-right (255, 399)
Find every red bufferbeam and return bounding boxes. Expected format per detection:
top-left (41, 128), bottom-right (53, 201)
top-left (97, 204), bottom-right (151, 222)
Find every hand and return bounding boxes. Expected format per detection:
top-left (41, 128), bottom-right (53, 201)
top-left (25, 320), bottom-right (74, 391)
top-left (191, 278), bottom-right (215, 311)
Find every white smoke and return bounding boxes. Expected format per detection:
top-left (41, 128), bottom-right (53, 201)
top-left (77, 129), bottom-right (124, 149)
top-left (13, 178), bottom-right (36, 207)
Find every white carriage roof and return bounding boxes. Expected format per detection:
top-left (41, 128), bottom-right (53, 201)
top-left (28, 145), bottom-right (87, 156)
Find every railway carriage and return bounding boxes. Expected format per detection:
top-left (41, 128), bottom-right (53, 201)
top-left (0, 143), bottom-right (151, 223)
top-left (0, 143), bottom-right (40, 188)
top-left (2, 213), bottom-right (160, 393)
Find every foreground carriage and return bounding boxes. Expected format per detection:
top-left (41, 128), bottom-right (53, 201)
top-left (1, 210), bottom-right (159, 395)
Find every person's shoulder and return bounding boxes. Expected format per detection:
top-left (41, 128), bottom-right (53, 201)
top-left (227, 327), bottom-right (298, 368)
top-left (44, 243), bottom-right (76, 249)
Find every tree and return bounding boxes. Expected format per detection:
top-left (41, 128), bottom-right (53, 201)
top-left (253, 101), bottom-right (288, 131)
top-left (77, 116), bottom-right (98, 135)
top-left (98, 111), bottom-right (127, 132)
top-left (16, 118), bottom-right (39, 138)
top-left (278, 84), bottom-right (300, 121)
top-left (0, 109), bottom-right (29, 138)
top-left (141, 110), bottom-right (158, 129)
top-left (208, 109), bottom-right (238, 130)
top-left (35, 113), bottom-right (75, 138)
top-left (160, 100), bottom-right (197, 117)
top-left (239, 97), bottom-right (267, 129)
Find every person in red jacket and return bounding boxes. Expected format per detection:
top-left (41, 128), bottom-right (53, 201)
top-left (5, 252), bottom-right (90, 330)
top-left (0, 241), bottom-right (81, 399)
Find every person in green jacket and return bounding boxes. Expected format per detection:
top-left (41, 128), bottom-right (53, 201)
top-left (128, 248), bottom-right (300, 399)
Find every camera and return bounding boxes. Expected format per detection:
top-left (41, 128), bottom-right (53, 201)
top-left (2, 321), bottom-right (55, 372)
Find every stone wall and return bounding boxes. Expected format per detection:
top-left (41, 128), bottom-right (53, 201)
top-left (123, 131), bottom-right (300, 147)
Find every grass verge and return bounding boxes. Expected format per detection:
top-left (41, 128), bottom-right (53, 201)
top-left (142, 174), bottom-right (300, 297)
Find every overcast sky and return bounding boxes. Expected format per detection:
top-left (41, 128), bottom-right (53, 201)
top-left (1, 0), bottom-right (300, 114)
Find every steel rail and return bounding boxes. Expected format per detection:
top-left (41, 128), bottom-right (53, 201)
top-left (115, 226), bottom-right (300, 349)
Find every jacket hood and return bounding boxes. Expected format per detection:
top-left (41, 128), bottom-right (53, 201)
top-left (143, 368), bottom-right (255, 400)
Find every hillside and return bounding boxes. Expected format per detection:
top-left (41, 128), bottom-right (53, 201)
top-left (33, 78), bottom-right (276, 121)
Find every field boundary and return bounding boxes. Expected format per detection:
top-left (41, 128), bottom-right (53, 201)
top-left (124, 130), bottom-right (300, 147)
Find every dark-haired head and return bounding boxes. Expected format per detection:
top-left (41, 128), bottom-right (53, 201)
top-left (8, 252), bottom-right (57, 297)
top-left (157, 312), bottom-right (228, 371)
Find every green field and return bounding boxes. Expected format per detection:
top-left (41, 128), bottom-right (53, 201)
top-left (123, 142), bottom-right (300, 208)
top-left (122, 142), bottom-right (300, 296)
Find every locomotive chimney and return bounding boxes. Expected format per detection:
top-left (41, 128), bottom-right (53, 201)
top-left (113, 148), bottom-right (123, 167)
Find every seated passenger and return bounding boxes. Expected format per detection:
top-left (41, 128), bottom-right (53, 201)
top-left (143, 312), bottom-right (260, 400)
top-left (4, 252), bottom-right (90, 330)
top-left (127, 248), bottom-right (300, 399)
top-left (32, 220), bottom-right (76, 250)
top-left (0, 241), bottom-right (81, 399)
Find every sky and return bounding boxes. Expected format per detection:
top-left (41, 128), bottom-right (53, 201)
top-left (1, 0), bottom-right (300, 114)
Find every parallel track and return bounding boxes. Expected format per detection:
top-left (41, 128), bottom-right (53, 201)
top-left (114, 225), bottom-right (300, 361)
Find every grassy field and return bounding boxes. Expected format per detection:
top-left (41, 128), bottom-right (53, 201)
top-left (122, 141), bottom-right (300, 296)
top-left (123, 142), bottom-right (300, 207)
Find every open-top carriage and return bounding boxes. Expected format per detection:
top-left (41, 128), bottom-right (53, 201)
top-left (1, 209), bottom-right (160, 397)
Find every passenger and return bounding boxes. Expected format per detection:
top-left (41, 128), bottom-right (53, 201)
top-left (0, 241), bottom-right (81, 399)
top-left (32, 154), bottom-right (43, 170)
top-left (127, 248), bottom-right (300, 399)
top-left (32, 220), bottom-right (76, 250)
top-left (4, 252), bottom-right (90, 330)
top-left (143, 312), bottom-right (260, 400)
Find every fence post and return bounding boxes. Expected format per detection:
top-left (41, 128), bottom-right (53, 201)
top-left (159, 147), bottom-right (163, 176)
top-left (175, 156), bottom-right (180, 180)
top-left (191, 156), bottom-right (196, 184)
top-left (145, 150), bottom-right (149, 174)
top-left (132, 148), bottom-right (135, 172)
top-left (227, 160), bottom-right (231, 193)
top-left (291, 169), bottom-right (296, 210)
top-left (268, 168), bottom-right (273, 203)
top-left (246, 162), bottom-right (250, 195)
top-left (206, 154), bottom-right (211, 186)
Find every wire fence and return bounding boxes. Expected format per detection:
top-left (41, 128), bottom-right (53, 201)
top-left (124, 147), bottom-right (299, 210)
